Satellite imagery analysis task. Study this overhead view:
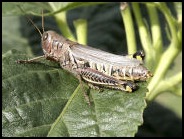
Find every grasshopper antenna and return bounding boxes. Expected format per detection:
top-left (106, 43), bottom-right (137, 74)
top-left (17, 5), bottom-right (43, 37)
top-left (42, 9), bottom-right (45, 33)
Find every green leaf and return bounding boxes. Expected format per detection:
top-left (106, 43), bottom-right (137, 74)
top-left (2, 50), bottom-right (147, 137)
top-left (2, 2), bottom-right (51, 16)
top-left (2, 2), bottom-right (107, 16)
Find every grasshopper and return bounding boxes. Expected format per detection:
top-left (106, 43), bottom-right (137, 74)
top-left (17, 10), bottom-right (153, 93)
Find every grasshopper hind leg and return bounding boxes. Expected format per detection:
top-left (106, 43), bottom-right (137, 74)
top-left (78, 67), bottom-right (138, 93)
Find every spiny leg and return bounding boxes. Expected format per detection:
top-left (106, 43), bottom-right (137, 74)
top-left (16, 55), bottom-right (45, 64)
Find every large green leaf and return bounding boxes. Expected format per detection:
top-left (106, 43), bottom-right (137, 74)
top-left (2, 2), bottom-right (148, 137)
top-left (2, 50), bottom-right (147, 137)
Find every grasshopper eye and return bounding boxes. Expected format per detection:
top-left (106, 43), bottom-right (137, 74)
top-left (43, 33), bottom-right (48, 41)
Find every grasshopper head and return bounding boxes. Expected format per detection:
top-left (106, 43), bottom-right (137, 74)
top-left (24, 10), bottom-right (68, 61)
top-left (41, 31), bottom-right (67, 61)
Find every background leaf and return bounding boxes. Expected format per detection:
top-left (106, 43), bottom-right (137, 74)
top-left (2, 2), bottom-right (107, 16)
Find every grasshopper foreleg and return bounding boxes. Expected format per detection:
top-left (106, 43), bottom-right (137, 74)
top-left (16, 55), bottom-right (45, 64)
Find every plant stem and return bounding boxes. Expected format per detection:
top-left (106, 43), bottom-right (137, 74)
top-left (73, 19), bottom-right (87, 45)
top-left (48, 2), bottom-right (75, 41)
top-left (147, 43), bottom-right (181, 98)
top-left (146, 3), bottom-right (162, 69)
top-left (146, 2), bottom-right (181, 100)
top-left (120, 2), bottom-right (137, 54)
top-left (147, 72), bottom-right (182, 100)
top-left (132, 3), bottom-right (153, 67)
top-left (54, 12), bottom-right (76, 41)
top-left (156, 3), bottom-right (179, 48)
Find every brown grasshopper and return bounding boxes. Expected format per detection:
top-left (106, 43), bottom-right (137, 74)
top-left (17, 10), bottom-right (153, 93)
